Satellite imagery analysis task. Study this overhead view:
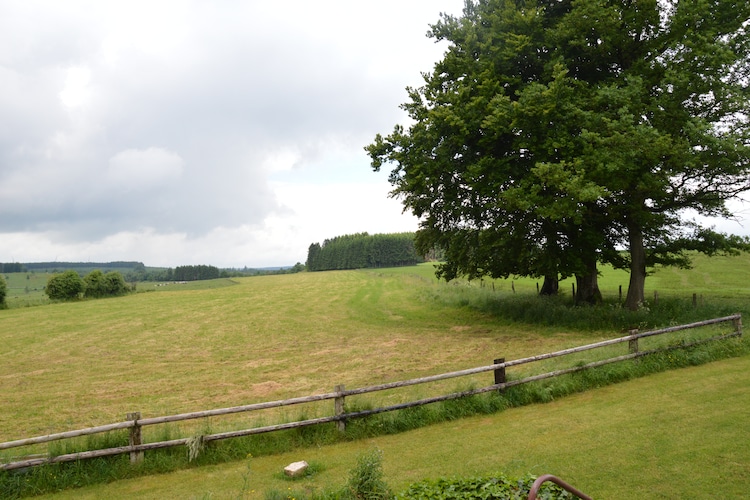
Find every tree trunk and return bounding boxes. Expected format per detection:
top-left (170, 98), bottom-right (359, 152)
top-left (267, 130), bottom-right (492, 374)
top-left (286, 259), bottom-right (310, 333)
top-left (539, 275), bottom-right (559, 295)
top-left (624, 220), bottom-right (646, 311)
top-left (575, 258), bottom-right (602, 305)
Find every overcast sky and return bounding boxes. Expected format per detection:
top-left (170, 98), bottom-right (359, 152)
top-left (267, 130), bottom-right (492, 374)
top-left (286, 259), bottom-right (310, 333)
top-left (3, 1), bottom-right (749, 269)
top-left (0, 0), bottom-right (467, 268)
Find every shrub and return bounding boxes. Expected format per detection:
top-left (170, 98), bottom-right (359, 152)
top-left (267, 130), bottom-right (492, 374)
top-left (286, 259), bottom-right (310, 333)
top-left (0, 274), bottom-right (7, 308)
top-left (45, 270), bottom-right (85, 301)
top-left (84, 270), bottom-right (130, 298)
top-left (398, 474), bottom-right (575, 499)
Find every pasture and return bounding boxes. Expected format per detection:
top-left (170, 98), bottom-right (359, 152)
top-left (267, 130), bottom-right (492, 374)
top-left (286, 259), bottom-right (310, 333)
top-left (2, 271), bottom-right (52, 308)
top-left (1, 254), bottom-right (749, 497)
top-left (30, 355), bottom-right (750, 499)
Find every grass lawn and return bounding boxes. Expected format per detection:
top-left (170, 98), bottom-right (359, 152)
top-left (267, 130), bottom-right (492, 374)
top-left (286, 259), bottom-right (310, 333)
top-left (2, 254), bottom-right (749, 498)
top-left (0, 268), bottom-right (610, 443)
top-left (32, 354), bottom-right (750, 499)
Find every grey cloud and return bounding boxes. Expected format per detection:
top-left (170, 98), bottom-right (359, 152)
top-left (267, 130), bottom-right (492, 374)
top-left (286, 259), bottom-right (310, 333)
top-left (0, 1), bottom-right (464, 260)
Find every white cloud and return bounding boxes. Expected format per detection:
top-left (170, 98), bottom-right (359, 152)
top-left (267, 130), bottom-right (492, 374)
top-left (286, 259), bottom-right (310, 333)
top-left (59, 66), bottom-right (92, 108)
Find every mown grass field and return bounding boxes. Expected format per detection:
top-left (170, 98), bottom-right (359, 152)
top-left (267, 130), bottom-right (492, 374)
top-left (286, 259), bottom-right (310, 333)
top-left (31, 355), bottom-right (750, 499)
top-left (0, 266), bottom-right (615, 443)
top-left (1, 253), bottom-right (750, 498)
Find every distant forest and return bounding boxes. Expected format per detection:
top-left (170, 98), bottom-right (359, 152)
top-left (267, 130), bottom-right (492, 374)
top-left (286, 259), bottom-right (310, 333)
top-left (306, 232), bottom-right (423, 271)
top-left (0, 261), bottom-right (304, 282)
top-left (1, 261), bottom-right (140, 273)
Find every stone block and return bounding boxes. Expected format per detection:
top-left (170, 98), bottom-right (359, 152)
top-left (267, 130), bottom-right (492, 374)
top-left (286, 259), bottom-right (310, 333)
top-left (284, 460), bottom-right (309, 478)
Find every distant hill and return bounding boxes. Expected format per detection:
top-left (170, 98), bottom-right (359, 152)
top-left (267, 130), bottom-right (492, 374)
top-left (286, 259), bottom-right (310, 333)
top-left (1, 261), bottom-right (146, 274)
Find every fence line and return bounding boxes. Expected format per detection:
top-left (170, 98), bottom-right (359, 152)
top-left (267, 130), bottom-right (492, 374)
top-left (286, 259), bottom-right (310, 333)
top-left (0, 314), bottom-right (742, 471)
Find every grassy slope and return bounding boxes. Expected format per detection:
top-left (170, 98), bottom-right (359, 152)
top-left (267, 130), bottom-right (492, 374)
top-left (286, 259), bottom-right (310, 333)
top-left (2, 254), bottom-right (750, 497)
top-left (35, 354), bottom-right (750, 499)
top-left (1, 268), bottom-right (597, 442)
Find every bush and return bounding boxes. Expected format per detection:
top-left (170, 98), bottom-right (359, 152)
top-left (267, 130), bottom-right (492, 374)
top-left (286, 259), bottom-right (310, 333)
top-left (45, 270), bottom-right (85, 301)
top-left (398, 474), bottom-right (575, 499)
top-left (0, 274), bottom-right (7, 308)
top-left (84, 270), bottom-right (129, 298)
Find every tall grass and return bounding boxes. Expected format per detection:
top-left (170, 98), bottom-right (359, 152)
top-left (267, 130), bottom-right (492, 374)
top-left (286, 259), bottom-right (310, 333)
top-left (420, 279), bottom-right (748, 332)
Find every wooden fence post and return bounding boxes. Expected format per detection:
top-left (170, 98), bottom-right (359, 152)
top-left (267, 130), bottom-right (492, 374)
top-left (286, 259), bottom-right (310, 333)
top-left (494, 358), bottom-right (506, 392)
top-left (628, 330), bottom-right (639, 354)
top-left (127, 412), bottom-right (143, 464)
top-left (334, 385), bottom-right (346, 433)
top-left (653, 290), bottom-right (658, 305)
top-left (733, 316), bottom-right (743, 337)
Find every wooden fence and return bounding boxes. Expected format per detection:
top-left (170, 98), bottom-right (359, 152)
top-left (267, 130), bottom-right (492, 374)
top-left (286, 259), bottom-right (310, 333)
top-left (0, 314), bottom-right (742, 471)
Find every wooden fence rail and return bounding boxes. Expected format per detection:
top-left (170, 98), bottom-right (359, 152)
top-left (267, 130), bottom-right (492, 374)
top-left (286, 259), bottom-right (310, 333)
top-left (0, 314), bottom-right (742, 471)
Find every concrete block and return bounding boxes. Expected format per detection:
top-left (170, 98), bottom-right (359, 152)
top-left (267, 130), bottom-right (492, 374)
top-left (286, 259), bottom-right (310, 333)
top-left (284, 460), bottom-right (309, 478)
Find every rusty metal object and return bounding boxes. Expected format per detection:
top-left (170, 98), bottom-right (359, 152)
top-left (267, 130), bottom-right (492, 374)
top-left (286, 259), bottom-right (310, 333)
top-left (528, 474), bottom-right (592, 500)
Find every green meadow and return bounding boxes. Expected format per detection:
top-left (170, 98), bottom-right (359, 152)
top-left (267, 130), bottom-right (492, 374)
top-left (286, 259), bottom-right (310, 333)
top-left (2, 271), bottom-right (53, 308)
top-left (1, 253), bottom-right (749, 498)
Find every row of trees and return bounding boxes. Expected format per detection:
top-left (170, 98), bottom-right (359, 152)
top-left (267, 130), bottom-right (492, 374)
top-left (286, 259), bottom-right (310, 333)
top-left (306, 233), bottom-right (424, 271)
top-left (123, 264), bottom-right (306, 282)
top-left (172, 265), bottom-right (220, 281)
top-left (0, 263), bottom-right (25, 273)
top-left (368, 0), bottom-right (750, 310)
top-left (45, 270), bottom-right (130, 301)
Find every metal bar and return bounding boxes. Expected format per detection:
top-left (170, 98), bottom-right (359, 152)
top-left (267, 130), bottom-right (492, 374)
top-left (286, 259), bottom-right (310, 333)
top-left (528, 474), bottom-right (592, 500)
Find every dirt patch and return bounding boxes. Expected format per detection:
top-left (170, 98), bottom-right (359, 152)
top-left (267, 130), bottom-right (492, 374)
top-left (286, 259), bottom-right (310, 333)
top-left (250, 381), bottom-right (283, 397)
top-left (381, 338), bottom-right (409, 348)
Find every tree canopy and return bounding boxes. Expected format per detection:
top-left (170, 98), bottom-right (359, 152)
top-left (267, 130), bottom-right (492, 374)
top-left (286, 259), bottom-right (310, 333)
top-left (83, 270), bottom-right (130, 298)
top-left (45, 270), bottom-right (130, 301)
top-left (367, 0), bottom-right (750, 309)
top-left (45, 270), bottom-right (86, 301)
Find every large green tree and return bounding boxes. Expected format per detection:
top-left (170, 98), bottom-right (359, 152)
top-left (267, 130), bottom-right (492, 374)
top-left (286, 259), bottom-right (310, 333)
top-left (367, 0), bottom-right (750, 309)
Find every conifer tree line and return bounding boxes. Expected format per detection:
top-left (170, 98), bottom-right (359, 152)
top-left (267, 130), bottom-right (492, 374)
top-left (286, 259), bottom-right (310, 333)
top-left (306, 233), bottom-right (424, 272)
top-left (172, 265), bottom-right (221, 281)
top-left (0, 263), bottom-right (25, 273)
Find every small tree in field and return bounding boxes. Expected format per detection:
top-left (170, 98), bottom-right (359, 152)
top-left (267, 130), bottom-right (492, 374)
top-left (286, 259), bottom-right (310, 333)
top-left (0, 274), bottom-right (7, 309)
top-left (45, 270), bottom-right (85, 301)
top-left (103, 271), bottom-right (129, 296)
top-left (84, 270), bottom-right (130, 298)
top-left (84, 270), bottom-right (106, 298)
